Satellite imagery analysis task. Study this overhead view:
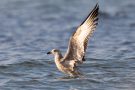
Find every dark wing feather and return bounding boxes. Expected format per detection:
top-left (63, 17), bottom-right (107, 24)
top-left (63, 4), bottom-right (99, 64)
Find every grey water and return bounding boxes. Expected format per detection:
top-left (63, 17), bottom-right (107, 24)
top-left (0, 0), bottom-right (135, 90)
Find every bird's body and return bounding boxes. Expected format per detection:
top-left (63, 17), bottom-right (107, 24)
top-left (50, 49), bottom-right (81, 77)
top-left (47, 4), bottom-right (99, 77)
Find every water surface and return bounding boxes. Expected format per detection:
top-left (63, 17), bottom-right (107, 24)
top-left (0, 0), bottom-right (135, 90)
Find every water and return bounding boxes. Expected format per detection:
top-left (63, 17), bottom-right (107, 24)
top-left (0, 0), bottom-right (135, 90)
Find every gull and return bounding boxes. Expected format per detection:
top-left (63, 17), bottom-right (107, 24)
top-left (47, 3), bottom-right (99, 77)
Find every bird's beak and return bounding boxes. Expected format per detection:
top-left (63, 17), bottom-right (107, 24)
top-left (47, 52), bottom-right (52, 54)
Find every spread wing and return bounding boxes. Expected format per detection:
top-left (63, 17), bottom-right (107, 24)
top-left (63, 4), bottom-right (99, 64)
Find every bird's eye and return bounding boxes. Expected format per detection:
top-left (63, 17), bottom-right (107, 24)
top-left (53, 50), bottom-right (57, 52)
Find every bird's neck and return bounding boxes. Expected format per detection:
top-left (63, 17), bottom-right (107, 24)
top-left (54, 52), bottom-right (64, 72)
top-left (54, 52), bottom-right (63, 61)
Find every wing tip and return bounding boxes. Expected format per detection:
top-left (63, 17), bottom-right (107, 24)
top-left (95, 3), bottom-right (99, 12)
top-left (95, 3), bottom-right (99, 8)
top-left (80, 3), bottom-right (99, 26)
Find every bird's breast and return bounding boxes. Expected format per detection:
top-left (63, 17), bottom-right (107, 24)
top-left (55, 60), bottom-right (66, 73)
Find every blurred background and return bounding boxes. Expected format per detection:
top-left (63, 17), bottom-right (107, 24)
top-left (0, 0), bottom-right (135, 90)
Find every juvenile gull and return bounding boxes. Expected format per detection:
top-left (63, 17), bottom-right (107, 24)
top-left (47, 4), bottom-right (99, 77)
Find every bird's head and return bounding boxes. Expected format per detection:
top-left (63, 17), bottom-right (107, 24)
top-left (47, 49), bottom-right (60, 55)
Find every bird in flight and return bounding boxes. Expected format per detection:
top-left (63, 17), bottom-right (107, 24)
top-left (47, 3), bottom-right (99, 77)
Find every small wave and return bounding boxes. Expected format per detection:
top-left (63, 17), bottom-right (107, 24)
top-left (17, 60), bottom-right (44, 67)
top-left (129, 22), bottom-right (135, 27)
top-left (0, 59), bottom-right (53, 68)
top-left (125, 3), bottom-right (135, 9)
top-left (125, 57), bottom-right (135, 60)
top-left (0, 79), bottom-right (10, 86)
top-left (0, 34), bottom-right (14, 43)
top-left (100, 11), bottom-right (112, 18)
top-left (100, 9), bottom-right (131, 19)
top-left (52, 75), bottom-right (102, 83)
top-left (0, 59), bottom-right (18, 66)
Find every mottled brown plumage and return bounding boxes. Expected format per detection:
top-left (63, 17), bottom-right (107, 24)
top-left (47, 4), bottom-right (99, 77)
